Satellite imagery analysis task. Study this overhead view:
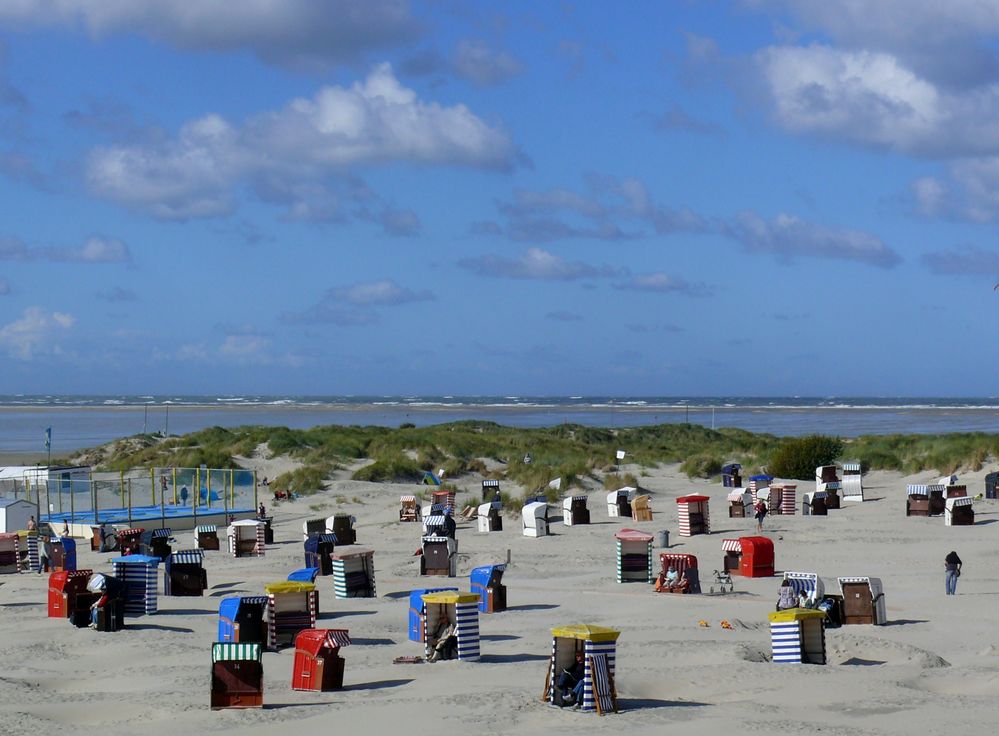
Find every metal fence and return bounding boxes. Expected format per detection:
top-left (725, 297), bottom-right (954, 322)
top-left (1, 466), bottom-right (258, 524)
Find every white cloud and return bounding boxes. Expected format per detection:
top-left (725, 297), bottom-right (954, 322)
top-left (0, 0), bottom-right (420, 70)
top-left (0, 306), bottom-right (75, 359)
top-left (87, 64), bottom-right (518, 220)
top-left (458, 247), bottom-right (620, 281)
top-left (724, 211), bottom-right (901, 267)
top-left (0, 235), bottom-right (131, 263)
top-left (331, 279), bottom-right (433, 306)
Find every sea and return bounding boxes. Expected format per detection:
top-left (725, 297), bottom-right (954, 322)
top-left (2, 395), bottom-right (999, 455)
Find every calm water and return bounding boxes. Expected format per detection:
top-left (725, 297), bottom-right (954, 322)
top-left (2, 395), bottom-right (999, 453)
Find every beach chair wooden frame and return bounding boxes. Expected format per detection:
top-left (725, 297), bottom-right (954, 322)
top-left (588, 653), bottom-right (618, 715)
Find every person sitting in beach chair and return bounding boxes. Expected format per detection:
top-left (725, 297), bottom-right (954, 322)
top-left (776, 579), bottom-right (797, 611)
top-left (655, 567), bottom-right (690, 594)
top-left (427, 614), bottom-right (458, 662)
top-left (556, 651), bottom-right (586, 708)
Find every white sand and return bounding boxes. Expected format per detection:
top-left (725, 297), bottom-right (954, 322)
top-left (1, 463), bottom-right (997, 736)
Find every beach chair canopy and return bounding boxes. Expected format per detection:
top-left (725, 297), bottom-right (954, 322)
top-left (265, 581), bottom-right (316, 595)
top-left (421, 590), bottom-right (480, 606)
top-left (294, 628), bottom-right (351, 655)
top-left (477, 502), bottom-right (502, 515)
top-left (550, 624), bottom-right (621, 643)
top-left (722, 463), bottom-right (742, 475)
top-left (288, 567), bottom-right (320, 583)
top-left (523, 502), bottom-right (547, 518)
top-left (767, 608), bottom-right (826, 623)
top-left (212, 642), bottom-right (261, 663)
top-left (614, 528), bottom-right (653, 543)
top-left (470, 564), bottom-right (505, 590)
top-left (112, 554), bottom-right (160, 566)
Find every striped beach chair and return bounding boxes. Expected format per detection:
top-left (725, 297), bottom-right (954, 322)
top-left (615, 529), bottom-right (653, 584)
top-left (211, 642), bottom-right (263, 709)
top-left (841, 462), bottom-right (864, 502)
top-left (408, 587), bottom-right (458, 642)
top-left (782, 571), bottom-right (825, 605)
top-left (330, 548), bottom-right (375, 598)
top-left (164, 549), bottom-right (206, 596)
top-left (0, 533), bottom-right (20, 574)
top-left (778, 484), bottom-right (797, 515)
top-left (218, 596), bottom-right (269, 645)
top-left (228, 520), bottom-right (265, 557)
top-left (21, 531), bottom-right (39, 573)
top-left (421, 591), bottom-right (481, 661)
top-left (768, 609), bottom-right (826, 664)
top-left (265, 581), bottom-right (318, 649)
top-left (111, 555), bottom-right (159, 616)
top-left (546, 624), bottom-right (619, 713)
top-left (945, 496), bottom-right (974, 526)
top-left (656, 553), bottom-right (700, 594)
top-left (292, 629), bottom-right (351, 691)
top-left (194, 525), bottom-right (219, 551)
top-left (676, 495), bottom-right (710, 536)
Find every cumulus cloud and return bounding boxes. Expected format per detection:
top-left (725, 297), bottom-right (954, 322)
top-left (454, 40), bottom-right (523, 86)
top-left (922, 245), bottom-right (999, 276)
top-left (283, 278), bottom-right (433, 325)
top-left (0, 306), bottom-right (75, 359)
top-left (86, 64), bottom-right (519, 220)
top-left (458, 247), bottom-right (620, 281)
top-left (0, 0), bottom-right (421, 70)
top-left (754, 1), bottom-right (999, 90)
top-left (0, 235), bottom-right (131, 263)
top-left (723, 211), bottom-right (901, 267)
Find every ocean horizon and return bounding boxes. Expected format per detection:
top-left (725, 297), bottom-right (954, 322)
top-left (2, 394), bottom-right (999, 454)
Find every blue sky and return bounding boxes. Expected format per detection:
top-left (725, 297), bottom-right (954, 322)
top-left (1, 1), bottom-right (998, 396)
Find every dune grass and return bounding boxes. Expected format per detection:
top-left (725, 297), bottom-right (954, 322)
top-left (77, 421), bottom-right (999, 493)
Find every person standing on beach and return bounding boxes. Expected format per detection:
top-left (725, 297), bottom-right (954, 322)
top-left (754, 499), bottom-right (768, 532)
top-left (945, 550), bottom-right (962, 595)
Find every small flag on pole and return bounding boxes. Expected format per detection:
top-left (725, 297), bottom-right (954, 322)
top-left (44, 427), bottom-right (51, 451)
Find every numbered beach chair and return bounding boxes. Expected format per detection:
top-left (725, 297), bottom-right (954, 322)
top-left (615, 529), bottom-right (653, 584)
top-left (408, 587), bottom-right (458, 642)
top-left (729, 536), bottom-right (774, 577)
top-left (218, 596), bottom-right (268, 645)
top-left (775, 483), bottom-right (797, 515)
top-left (676, 495), bottom-right (710, 536)
top-left (544, 624), bottom-right (619, 713)
top-left (228, 519), bottom-right (265, 557)
top-left (304, 534), bottom-right (336, 575)
top-left (562, 496), bottom-right (590, 526)
top-left (49, 537), bottom-right (77, 572)
top-left (325, 514), bottom-right (356, 545)
top-left (194, 524), bottom-right (220, 551)
top-left (837, 576), bottom-right (886, 625)
top-left (292, 629), bottom-right (351, 691)
top-left (606, 488), bottom-right (634, 518)
top-left (769, 609), bottom-right (826, 664)
top-left (421, 591), bottom-right (481, 661)
top-left (330, 548), bottom-right (376, 598)
top-left (211, 643), bottom-right (263, 710)
top-left (86, 573), bottom-right (125, 632)
top-left (265, 581), bottom-right (319, 649)
top-left (523, 502), bottom-right (549, 537)
top-left (470, 564), bottom-right (507, 612)
top-left (905, 484), bottom-right (942, 516)
top-left (477, 502), bottom-right (503, 532)
top-left (945, 496), bottom-right (974, 526)
top-left (164, 549), bottom-right (207, 596)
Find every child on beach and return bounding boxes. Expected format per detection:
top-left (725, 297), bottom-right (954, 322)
top-left (754, 500), bottom-right (768, 532)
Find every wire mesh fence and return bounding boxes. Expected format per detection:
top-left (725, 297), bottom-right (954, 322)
top-left (1, 466), bottom-right (258, 525)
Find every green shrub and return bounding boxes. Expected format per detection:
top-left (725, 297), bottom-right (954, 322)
top-left (680, 454), bottom-right (721, 479)
top-left (271, 463), bottom-right (332, 495)
top-left (603, 472), bottom-right (640, 489)
top-left (351, 454), bottom-right (423, 483)
top-left (767, 435), bottom-right (843, 480)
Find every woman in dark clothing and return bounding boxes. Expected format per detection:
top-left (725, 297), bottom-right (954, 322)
top-left (945, 551), bottom-right (962, 595)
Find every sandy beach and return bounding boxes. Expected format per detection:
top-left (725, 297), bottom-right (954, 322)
top-left (1, 459), bottom-right (997, 736)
